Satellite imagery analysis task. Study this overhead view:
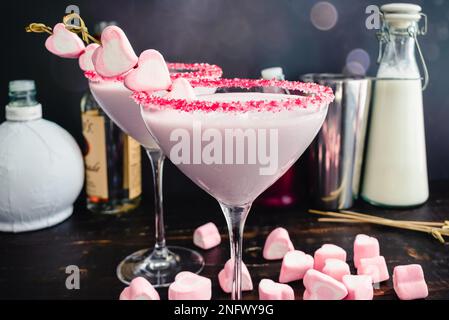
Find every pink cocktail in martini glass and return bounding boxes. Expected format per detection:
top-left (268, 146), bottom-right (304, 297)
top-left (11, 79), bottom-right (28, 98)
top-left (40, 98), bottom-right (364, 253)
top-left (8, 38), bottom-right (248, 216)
top-left (87, 63), bottom-right (222, 287)
top-left (138, 78), bottom-right (334, 299)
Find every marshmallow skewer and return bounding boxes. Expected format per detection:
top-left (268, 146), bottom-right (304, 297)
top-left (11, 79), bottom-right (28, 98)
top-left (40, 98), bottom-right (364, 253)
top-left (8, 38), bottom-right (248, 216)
top-left (310, 209), bottom-right (449, 244)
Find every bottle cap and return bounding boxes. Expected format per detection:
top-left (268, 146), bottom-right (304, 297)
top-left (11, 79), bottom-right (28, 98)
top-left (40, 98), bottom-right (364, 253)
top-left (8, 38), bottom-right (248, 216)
top-left (6, 104), bottom-right (42, 121)
top-left (381, 3), bottom-right (422, 14)
top-left (261, 67), bottom-right (285, 80)
top-left (381, 3), bottom-right (422, 28)
top-left (9, 80), bottom-right (36, 93)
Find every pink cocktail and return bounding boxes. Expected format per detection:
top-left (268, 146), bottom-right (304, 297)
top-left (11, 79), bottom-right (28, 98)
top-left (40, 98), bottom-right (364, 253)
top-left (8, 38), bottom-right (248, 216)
top-left (138, 78), bottom-right (334, 299)
top-left (87, 63), bottom-right (223, 287)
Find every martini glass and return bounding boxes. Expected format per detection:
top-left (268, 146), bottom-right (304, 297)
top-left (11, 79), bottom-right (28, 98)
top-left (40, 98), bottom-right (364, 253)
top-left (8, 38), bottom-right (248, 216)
top-left (87, 63), bottom-right (222, 287)
top-left (139, 78), bottom-right (334, 299)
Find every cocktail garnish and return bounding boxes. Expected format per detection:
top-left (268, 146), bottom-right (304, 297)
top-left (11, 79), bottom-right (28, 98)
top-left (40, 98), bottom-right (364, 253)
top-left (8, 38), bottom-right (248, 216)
top-left (124, 49), bottom-right (172, 92)
top-left (135, 78), bottom-right (334, 113)
top-left (84, 63), bottom-right (223, 83)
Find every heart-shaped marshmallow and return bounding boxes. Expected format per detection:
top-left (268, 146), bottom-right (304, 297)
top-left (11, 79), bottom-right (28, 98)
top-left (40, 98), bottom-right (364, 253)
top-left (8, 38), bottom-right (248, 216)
top-left (78, 43), bottom-right (100, 72)
top-left (258, 279), bottom-right (294, 300)
top-left (168, 272), bottom-right (212, 300)
top-left (45, 23), bottom-right (85, 59)
top-left (357, 256), bottom-right (389, 283)
top-left (119, 277), bottom-right (160, 300)
top-left (279, 250), bottom-right (314, 283)
top-left (263, 227), bottom-right (294, 260)
top-left (165, 78), bottom-right (196, 101)
top-left (303, 269), bottom-right (348, 300)
top-left (393, 264), bottom-right (428, 300)
top-left (342, 275), bottom-right (374, 300)
top-left (353, 234), bottom-right (380, 269)
top-left (92, 26), bottom-right (138, 78)
top-left (124, 49), bottom-right (172, 92)
top-left (193, 222), bottom-right (221, 250)
top-left (218, 258), bottom-right (253, 293)
top-left (322, 258), bottom-right (351, 282)
top-left (313, 244), bottom-right (347, 272)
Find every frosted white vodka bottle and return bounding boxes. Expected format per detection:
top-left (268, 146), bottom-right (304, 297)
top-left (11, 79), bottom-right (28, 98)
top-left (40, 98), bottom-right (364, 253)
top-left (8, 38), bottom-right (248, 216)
top-left (362, 3), bottom-right (429, 207)
top-left (0, 80), bottom-right (84, 232)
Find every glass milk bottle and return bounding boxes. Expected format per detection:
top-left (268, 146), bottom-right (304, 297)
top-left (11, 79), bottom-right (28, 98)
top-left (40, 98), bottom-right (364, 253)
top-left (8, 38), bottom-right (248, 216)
top-left (362, 3), bottom-right (429, 207)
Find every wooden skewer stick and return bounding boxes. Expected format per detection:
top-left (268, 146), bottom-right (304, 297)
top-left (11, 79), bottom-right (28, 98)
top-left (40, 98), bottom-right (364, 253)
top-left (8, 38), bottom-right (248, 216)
top-left (309, 209), bottom-right (448, 244)
top-left (328, 211), bottom-right (446, 227)
top-left (310, 210), bottom-right (431, 232)
top-left (341, 210), bottom-right (445, 227)
top-left (319, 218), bottom-right (365, 223)
top-left (318, 217), bottom-right (446, 228)
top-left (320, 217), bottom-right (444, 227)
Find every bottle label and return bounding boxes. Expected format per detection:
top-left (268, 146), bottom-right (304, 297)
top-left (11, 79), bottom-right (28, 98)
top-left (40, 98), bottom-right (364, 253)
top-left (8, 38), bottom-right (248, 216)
top-left (82, 110), bottom-right (109, 199)
top-left (124, 135), bottom-right (142, 199)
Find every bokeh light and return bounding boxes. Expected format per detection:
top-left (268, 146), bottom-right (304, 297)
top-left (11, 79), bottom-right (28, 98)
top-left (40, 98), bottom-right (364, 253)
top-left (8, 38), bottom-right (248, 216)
top-left (343, 61), bottom-right (366, 76)
top-left (344, 48), bottom-right (370, 76)
top-left (310, 2), bottom-right (339, 31)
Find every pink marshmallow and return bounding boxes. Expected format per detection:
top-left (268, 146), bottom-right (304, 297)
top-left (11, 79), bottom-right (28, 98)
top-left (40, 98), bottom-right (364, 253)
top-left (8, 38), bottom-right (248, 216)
top-left (303, 269), bottom-right (348, 300)
top-left (45, 23), bottom-right (85, 59)
top-left (353, 234), bottom-right (380, 269)
top-left (279, 250), bottom-right (314, 283)
top-left (119, 277), bottom-right (160, 300)
top-left (258, 279), bottom-right (295, 300)
top-left (218, 259), bottom-right (253, 293)
top-left (322, 258), bottom-right (351, 282)
top-left (165, 78), bottom-right (196, 101)
top-left (342, 275), bottom-right (374, 300)
top-left (168, 272), bottom-right (212, 300)
top-left (393, 264), bottom-right (428, 300)
top-left (313, 244), bottom-right (347, 272)
top-left (193, 222), bottom-right (221, 250)
top-left (263, 227), bottom-right (294, 260)
top-left (357, 256), bottom-right (389, 283)
top-left (92, 26), bottom-right (138, 78)
top-left (124, 49), bottom-right (172, 92)
top-left (78, 43), bottom-right (100, 72)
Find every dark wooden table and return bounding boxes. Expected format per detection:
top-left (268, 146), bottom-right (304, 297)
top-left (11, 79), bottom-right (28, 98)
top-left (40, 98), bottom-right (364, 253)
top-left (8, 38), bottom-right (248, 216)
top-left (0, 181), bottom-right (448, 300)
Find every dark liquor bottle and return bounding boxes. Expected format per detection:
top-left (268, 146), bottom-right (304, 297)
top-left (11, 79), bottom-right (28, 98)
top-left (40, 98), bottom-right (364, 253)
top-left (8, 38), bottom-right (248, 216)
top-left (80, 22), bottom-right (141, 214)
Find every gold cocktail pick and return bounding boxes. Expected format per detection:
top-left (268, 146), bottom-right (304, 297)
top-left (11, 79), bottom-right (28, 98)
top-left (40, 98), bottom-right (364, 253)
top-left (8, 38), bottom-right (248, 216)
top-left (25, 13), bottom-right (100, 45)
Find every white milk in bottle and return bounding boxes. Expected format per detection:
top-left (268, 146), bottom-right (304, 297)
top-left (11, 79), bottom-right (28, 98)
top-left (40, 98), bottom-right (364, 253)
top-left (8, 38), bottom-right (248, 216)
top-left (362, 3), bottom-right (429, 207)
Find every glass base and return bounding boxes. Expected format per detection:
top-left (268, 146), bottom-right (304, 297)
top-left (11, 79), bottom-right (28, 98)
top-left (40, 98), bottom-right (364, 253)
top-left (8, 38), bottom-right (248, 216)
top-left (116, 246), bottom-right (205, 287)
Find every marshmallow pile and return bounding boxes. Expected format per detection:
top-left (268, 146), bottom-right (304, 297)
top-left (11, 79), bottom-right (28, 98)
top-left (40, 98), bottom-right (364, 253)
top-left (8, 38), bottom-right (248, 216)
top-left (119, 224), bottom-right (429, 300)
top-left (43, 23), bottom-right (196, 100)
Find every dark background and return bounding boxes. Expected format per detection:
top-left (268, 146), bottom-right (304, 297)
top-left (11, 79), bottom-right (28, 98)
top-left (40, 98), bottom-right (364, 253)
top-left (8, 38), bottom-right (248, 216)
top-left (2, 0), bottom-right (448, 202)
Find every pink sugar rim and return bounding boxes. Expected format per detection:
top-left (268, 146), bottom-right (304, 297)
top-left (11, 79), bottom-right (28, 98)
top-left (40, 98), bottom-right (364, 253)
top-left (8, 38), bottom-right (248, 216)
top-left (84, 70), bottom-right (125, 82)
top-left (168, 63), bottom-right (223, 80)
top-left (84, 62), bottom-right (222, 82)
top-left (134, 78), bottom-right (335, 113)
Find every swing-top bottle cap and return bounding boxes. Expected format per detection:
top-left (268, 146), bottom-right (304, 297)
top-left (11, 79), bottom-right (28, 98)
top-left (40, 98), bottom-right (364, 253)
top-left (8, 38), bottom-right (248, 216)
top-left (381, 3), bottom-right (422, 14)
top-left (381, 3), bottom-right (422, 28)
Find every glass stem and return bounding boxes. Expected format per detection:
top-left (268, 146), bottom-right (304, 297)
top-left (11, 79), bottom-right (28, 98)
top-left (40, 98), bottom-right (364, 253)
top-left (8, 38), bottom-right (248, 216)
top-left (219, 202), bottom-right (251, 300)
top-left (146, 148), bottom-right (168, 259)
